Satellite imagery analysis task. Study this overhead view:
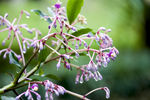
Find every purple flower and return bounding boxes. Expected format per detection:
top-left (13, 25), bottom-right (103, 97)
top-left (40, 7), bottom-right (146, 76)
top-left (55, 3), bottom-right (61, 9)
top-left (45, 91), bottom-right (49, 100)
top-left (44, 80), bottom-right (66, 99)
top-left (75, 73), bottom-right (80, 84)
top-left (49, 93), bottom-right (53, 100)
top-left (63, 54), bottom-right (71, 59)
top-left (30, 90), bottom-right (41, 100)
top-left (100, 33), bottom-right (112, 49)
top-left (75, 53), bottom-right (80, 58)
top-left (113, 47), bottom-right (119, 54)
top-left (25, 90), bottom-right (29, 97)
top-left (31, 83), bottom-right (38, 91)
top-left (48, 25), bottom-right (51, 29)
top-left (87, 61), bottom-right (98, 72)
top-left (87, 33), bottom-right (92, 37)
top-left (71, 27), bottom-right (77, 31)
top-left (56, 58), bottom-right (61, 70)
top-left (23, 10), bottom-right (30, 19)
top-left (75, 43), bottom-right (79, 50)
top-left (3, 50), bottom-right (9, 59)
top-left (84, 42), bottom-right (88, 48)
top-left (80, 74), bottom-right (84, 84)
top-left (16, 92), bottom-right (25, 100)
top-left (39, 41), bottom-right (44, 50)
top-left (84, 73), bottom-right (89, 81)
top-left (65, 61), bottom-right (71, 70)
top-left (57, 86), bottom-right (66, 95)
top-left (103, 87), bottom-right (110, 99)
top-left (2, 40), bottom-right (5, 46)
top-left (79, 40), bottom-right (82, 46)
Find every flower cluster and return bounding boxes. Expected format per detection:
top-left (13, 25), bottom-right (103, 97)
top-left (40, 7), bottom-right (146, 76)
top-left (0, 1), bottom-right (118, 100)
top-left (16, 83), bottom-right (41, 100)
top-left (0, 10), bottom-right (41, 66)
top-left (74, 28), bottom-right (119, 84)
top-left (16, 80), bottom-right (66, 100)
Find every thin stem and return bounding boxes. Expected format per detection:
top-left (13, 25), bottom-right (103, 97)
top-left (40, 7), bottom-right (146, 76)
top-left (44, 43), bottom-right (61, 63)
top-left (18, 62), bottom-right (41, 83)
top-left (15, 32), bottom-right (25, 66)
top-left (45, 44), bottom-right (61, 55)
top-left (47, 17), bottom-right (57, 34)
top-left (44, 48), bottom-right (99, 64)
top-left (56, 36), bottom-right (78, 54)
top-left (8, 34), bottom-right (15, 49)
top-left (66, 90), bottom-right (90, 100)
top-left (84, 87), bottom-right (103, 97)
top-left (17, 10), bottom-right (23, 25)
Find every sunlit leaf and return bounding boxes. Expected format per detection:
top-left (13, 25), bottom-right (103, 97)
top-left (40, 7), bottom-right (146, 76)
top-left (31, 9), bottom-right (45, 17)
top-left (67, 0), bottom-right (84, 24)
top-left (31, 9), bottom-right (52, 23)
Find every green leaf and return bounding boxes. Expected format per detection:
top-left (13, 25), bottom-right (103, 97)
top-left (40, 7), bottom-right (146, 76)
top-left (39, 48), bottom-right (50, 62)
top-left (31, 78), bottom-right (40, 81)
top-left (31, 9), bottom-right (52, 23)
top-left (69, 28), bottom-right (93, 39)
top-left (1, 96), bottom-right (15, 100)
top-left (9, 52), bottom-right (22, 68)
top-left (31, 9), bottom-right (45, 17)
top-left (45, 74), bottom-right (61, 81)
top-left (47, 18), bottom-right (52, 23)
top-left (67, 0), bottom-right (84, 24)
top-left (39, 68), bottom-right (44, 76)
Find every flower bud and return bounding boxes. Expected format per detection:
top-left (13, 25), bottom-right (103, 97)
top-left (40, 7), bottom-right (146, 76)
top-left (56, 58), bottom-right (61, 70)
top-left (84, 42), bottom-right (88, 48)
top-left (63, 54), bottom-right (70, 59)
top-left (2, 40), bottom-right (6, 46)
top-left (75, 74), bottom-right (80, 84)
top-left (25, 90), bottom-right (29, 97)
top-left (104, 87), bottom-right (110, 99)
top-left (55, 3), bottom-right (61, 9)
top-left (79, 74), bottom-right (84, 84)
top-left (31, 84), bottom-right (38, 91)
top-left (65, 62), bottom-right (70, 70)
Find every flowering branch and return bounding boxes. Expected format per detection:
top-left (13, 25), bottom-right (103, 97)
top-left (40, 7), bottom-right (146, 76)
top-left (0, 1), bottom-right (119, 100)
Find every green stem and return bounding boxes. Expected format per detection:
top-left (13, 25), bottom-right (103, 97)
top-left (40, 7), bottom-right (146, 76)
top-left (18, 62), bottom-right (41, 83)
top-left (0, 82), bottom-right (14, 94)
top-left (14, 48), bottom-right (39, 84)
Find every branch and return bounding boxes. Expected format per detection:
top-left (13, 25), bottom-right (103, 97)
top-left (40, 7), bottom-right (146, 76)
top-left (14, 48), bottom-right (39, 84)
top-left (18, 62), bottom-right (41, 83)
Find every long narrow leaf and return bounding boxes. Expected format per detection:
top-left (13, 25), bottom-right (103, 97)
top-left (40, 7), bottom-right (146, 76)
top-left (67, 0), bottom-right (84, 24)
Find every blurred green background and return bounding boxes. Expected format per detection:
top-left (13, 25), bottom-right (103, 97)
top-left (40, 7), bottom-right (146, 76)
top-left (0, 0), bottom-right (150, 100)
